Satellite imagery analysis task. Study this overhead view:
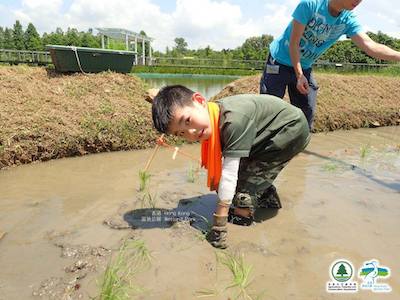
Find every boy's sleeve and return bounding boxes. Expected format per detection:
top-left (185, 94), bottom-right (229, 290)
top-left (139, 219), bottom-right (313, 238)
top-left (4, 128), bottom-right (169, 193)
top-left (220, 112), bottom-right (256, 158)
top-left (218, 157), bottom-right (241, 205)
top-left (345, 13), bottom-right (363, 38)
top-left (292, 0), bottom-right (314, 25)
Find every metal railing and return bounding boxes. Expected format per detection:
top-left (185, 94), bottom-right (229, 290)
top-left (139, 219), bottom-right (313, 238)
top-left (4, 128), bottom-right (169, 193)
top-left (1, 49), bottom-right (398, 72)
top-left (0, 49), bottom-right (52, 65)
top-left (138, 56), bottom-right (265, 70)
top-left (137, 56), bottom-right (398, 71)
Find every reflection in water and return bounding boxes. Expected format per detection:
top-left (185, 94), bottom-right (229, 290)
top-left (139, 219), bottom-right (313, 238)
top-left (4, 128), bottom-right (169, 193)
top-left (136, 73), bottom-right (238, 99)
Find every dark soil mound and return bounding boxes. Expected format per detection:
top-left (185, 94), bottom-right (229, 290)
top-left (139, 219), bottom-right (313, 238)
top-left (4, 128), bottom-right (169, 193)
top-left (211, 73), bottom-right (400, 132)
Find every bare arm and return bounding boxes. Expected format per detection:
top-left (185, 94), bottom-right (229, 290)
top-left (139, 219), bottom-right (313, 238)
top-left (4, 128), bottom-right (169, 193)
top-left (289, 19), bottom-right (309, 94)
top-left (351, 33), bottom-right (400, 62)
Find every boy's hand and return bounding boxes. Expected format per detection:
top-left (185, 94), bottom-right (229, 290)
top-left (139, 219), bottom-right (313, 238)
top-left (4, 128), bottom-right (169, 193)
top-left (144, 88), bottom-right (160, 103)
top-left (296, 74), bottom-right (309, 95)
top-left (206, 214), bottom-right (228, 249)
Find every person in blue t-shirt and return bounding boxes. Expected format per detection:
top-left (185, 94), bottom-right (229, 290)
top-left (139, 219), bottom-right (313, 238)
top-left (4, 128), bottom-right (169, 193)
top-left (260, 0), bottom-right (400, 129)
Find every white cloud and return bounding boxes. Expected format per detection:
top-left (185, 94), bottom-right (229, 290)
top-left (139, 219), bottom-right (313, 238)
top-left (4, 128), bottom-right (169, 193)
top-left (3, 0), bottom-right (400, 51)
top-left (171, 0), bottom-right (261, 49)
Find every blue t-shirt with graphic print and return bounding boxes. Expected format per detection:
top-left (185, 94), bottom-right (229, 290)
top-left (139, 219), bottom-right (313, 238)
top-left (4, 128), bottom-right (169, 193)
top-left (269, 0), bottom-right (362, 69)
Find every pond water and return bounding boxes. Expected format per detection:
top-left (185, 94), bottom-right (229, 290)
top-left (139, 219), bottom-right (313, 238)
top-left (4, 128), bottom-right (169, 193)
top-left (0, 126), bottom-right (399, 299)
top-left (135, 73), bottom-right (239, 99)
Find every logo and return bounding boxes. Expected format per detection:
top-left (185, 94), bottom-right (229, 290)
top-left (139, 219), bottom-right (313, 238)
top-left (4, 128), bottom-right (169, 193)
top-left (326, 259), bottom-right (358, 293)
top-left (359, 260), bottom-right (392, 293)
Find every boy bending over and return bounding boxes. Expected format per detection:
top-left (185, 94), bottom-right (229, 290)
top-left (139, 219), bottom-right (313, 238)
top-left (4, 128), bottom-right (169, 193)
top-left (151, 85), bottom-right (310, 249)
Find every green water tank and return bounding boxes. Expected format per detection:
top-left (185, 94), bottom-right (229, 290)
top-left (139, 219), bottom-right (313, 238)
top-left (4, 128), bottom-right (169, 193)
top-left (46, 45), bottom-right (136, 73)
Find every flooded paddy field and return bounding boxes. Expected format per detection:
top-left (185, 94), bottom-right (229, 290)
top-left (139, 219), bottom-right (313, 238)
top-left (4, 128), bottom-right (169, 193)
top-left (0, 126), bottom-right (399, 299)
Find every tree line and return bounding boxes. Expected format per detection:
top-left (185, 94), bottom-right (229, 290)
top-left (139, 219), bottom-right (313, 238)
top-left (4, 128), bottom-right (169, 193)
top-left (1, 20), bottom-right (400, 64)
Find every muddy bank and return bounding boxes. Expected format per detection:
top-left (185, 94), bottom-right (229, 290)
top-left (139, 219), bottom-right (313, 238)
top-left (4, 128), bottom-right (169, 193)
top-left (0, 65), bottom-right (159, 170)
top-left (1, 66), bottom-right (400, 170)
top-left (211, 73), bottom-right (400, 132)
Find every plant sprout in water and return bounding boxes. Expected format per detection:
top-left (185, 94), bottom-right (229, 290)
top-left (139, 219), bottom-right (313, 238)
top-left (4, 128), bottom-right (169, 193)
top-left (144, 191), bottom-right (158, 209)
top-left (360, 144), bottom-right (371, 160)
top-left (138, 170), bottom-right (151, 192)
top-left (196, 251), bottom-right (263, 300)
top-left (322, 162), bottom-right (338, 172)
top-left (187, 162), bottom-right (200, 183)
top-left (99, 239), bottom-right (152, 300)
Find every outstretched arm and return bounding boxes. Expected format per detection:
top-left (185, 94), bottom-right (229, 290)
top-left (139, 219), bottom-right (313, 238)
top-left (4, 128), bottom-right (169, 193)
top-left (290, 20), bottom-right (309, 95)
top-left (351, 33), bottom-right (400, 62)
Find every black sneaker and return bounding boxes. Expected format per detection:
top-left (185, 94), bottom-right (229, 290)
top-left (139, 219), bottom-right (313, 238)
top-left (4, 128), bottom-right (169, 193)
top-left (227, 207), bottom-right (254, 226)
top-left (257, 185), bottom-right (282, 209)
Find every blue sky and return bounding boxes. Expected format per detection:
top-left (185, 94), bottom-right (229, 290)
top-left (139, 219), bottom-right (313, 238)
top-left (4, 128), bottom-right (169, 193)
top-left (0, 0), bottom-right (399, 51)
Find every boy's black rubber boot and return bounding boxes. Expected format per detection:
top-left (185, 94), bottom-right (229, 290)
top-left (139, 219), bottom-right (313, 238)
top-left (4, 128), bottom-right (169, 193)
top-left (227, 207), bottom-right (254, 226)
top-left (257, 185), bottom-right (282, 209)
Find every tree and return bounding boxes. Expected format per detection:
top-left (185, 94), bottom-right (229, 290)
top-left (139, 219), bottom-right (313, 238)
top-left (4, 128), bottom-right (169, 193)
top-left (80, 29), bottom-right (100, 48)
top-left (174, 37), bottom-right (188, 54)
top-left (13, 20), bottom-right (25, 50)
top-left (336, 264), bottom-right (348, 277)
top-left (24, 23), bottom-right (42, 50)
top-left (0, 27), bottom-right (4, 49)
top-left (42, 27), bottom-right (65, 48)
top-left (3, 28), bottom-right (15, 49)
top-left (65, 28), bottom-right (80, 46)
top-left (235, 34), bottom-right (273, 61)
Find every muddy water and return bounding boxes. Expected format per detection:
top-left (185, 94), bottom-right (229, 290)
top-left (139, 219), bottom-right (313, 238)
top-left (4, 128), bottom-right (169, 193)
top-left (0, 127), bottom-right (399, 299)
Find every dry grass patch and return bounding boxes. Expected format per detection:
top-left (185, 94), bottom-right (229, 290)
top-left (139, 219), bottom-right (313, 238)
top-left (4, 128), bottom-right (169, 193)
top-left (211, 73), bottom-right (400, 132)
top-left (0, 65), bottom-right (159, 169)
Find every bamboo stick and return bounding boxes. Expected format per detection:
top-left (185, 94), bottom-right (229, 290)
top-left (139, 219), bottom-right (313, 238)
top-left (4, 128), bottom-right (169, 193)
top-left (143, 134), bottom-right (164, 172)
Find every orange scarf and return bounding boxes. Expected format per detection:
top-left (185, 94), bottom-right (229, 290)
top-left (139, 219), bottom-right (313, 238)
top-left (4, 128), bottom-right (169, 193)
top-left (201, 102), bottom-right (222, 191)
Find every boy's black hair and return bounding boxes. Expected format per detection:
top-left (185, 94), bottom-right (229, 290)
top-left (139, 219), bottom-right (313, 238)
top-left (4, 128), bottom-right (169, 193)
top-left (152, 85), bottom-right (195, 133)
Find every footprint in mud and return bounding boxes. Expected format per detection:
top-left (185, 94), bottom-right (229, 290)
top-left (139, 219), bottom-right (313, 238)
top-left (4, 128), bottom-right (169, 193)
top-left (33, 243), bottom-right (111, 299)
top-left (235, 241), bottom-right (278, 257)
top-left (32, 276), bottom-right (83, 299)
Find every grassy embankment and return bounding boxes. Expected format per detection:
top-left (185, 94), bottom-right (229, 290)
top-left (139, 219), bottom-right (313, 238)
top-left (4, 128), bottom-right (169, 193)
top-left (0, 65), bottom-right (399, 170)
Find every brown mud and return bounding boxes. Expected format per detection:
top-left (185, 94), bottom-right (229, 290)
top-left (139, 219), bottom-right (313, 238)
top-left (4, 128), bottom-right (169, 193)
top-left (0, 126), bottom-right (399, 299)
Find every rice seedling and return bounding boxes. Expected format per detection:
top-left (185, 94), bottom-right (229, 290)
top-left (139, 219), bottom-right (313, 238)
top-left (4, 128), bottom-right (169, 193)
top-left (217, 251), bottom-right (255, 300)
top-left (360, 143), bottom-right (371, 159)
top-left (321, 162), bottom-right (338, 172)
top-left (129, 239), bottom-right (153, 272)
top-left (140, 190), bottom-right (158, 209)
top-left (195, 288), bottom-right (220, 298)
top-left (190, 211), bottom-right (212, 236)
top-left (98, 239), bottom-right (152, 300)
top-left (138, 170), bottom-right (151, 192)
top-left (187, 163), bottom-right (199, 183)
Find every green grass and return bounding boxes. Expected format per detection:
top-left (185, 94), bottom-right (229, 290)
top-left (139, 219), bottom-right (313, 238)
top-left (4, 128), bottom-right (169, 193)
top-left (360, 144), bottom-right (372, 159)
top-left (133, 65), bottom-right (259, 76)
top-left (209, 251), bottom-right (265, 300)
top-left (321, 162), bottom-right (338, 172)
top-left (98, 239), bottom-right (152, 300)
top-left (187, 163), bottom-right (199, 183)
top-left (138, 170), bottom-right (151, 192)
top-left (314, 64), bottom-right (400, 77)
top-left (140, 190), bottom-right (158, 209)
